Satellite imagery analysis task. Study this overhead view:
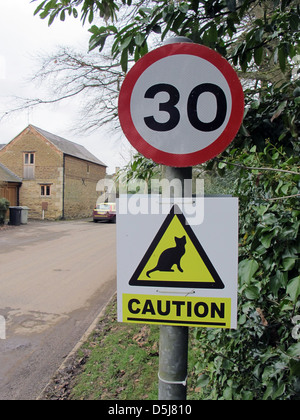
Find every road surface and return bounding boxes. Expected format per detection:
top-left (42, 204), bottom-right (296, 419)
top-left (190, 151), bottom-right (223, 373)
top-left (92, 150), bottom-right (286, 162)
top-left (0, 219), bottom-right (116, 400)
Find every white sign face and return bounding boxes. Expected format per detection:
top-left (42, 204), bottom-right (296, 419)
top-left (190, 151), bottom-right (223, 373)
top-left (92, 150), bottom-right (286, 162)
top-left (118, 43), bottom-right (244, 167)
top-left (117, 197), bottom-right (238, 329)
top-left (130, 54), bottom-right (232, 154)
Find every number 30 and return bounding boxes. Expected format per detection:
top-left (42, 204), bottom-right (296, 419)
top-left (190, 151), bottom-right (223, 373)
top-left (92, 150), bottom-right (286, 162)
top-left (144, 83), bottom-right (227, 132)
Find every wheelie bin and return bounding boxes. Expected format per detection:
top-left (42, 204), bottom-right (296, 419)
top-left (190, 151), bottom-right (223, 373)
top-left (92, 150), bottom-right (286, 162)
top-left (9, 206), bottom-right (22, 226)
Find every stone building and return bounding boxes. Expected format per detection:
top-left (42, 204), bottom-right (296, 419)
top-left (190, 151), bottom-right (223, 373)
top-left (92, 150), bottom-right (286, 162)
top-left (0, 125), bottom-right (106, 220)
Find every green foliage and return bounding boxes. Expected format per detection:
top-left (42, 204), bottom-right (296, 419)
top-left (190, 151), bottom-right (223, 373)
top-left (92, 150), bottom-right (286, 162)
top-left (0, 197), bottom-right (10, 225)
top-left (32, 0), bottom-right (300, 73)
top-left (193, 91), bottom-right (299, 399)
top-left (109, 0), bottom-right (300, 72)
top-left (116, 153), bottom-right (159, 191)
top-left (194, 198), bottom-right (299, 398)
top-left (236, 79), bottom-right (300, 154)
top-left (31, 0), bottom-right (121, 26)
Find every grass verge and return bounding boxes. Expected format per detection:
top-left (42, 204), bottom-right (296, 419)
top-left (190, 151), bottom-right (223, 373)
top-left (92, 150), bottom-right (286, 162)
top-left (42, 295), bottom-right (202, 400)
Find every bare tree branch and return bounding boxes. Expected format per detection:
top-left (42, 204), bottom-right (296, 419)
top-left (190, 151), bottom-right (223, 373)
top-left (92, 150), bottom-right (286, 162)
top-left (1, 46), bottom-right (125, 134)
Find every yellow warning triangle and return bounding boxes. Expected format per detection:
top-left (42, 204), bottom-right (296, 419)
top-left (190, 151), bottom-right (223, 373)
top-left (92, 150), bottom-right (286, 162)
top-left (129, 205), bottom-right (224, 289)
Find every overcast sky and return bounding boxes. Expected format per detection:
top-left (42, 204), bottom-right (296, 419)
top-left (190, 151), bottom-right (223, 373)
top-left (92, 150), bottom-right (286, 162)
top-left (0, 0), bottom-right (131, 174)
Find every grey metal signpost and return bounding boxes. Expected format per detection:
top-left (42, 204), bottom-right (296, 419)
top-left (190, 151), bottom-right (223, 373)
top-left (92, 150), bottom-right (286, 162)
top-left (118, 36), bottom-right (243, 401)
top-left (158, 164), bottom-right (192, 400)
top-left (158, 38), bottom-right (193, 399)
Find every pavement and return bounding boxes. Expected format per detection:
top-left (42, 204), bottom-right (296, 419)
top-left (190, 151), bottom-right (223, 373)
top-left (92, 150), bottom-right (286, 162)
top-left (0, 218), bottom-right (116, 400)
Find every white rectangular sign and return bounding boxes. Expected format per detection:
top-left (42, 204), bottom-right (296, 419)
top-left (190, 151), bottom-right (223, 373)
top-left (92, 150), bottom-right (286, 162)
top-left (117, 197), bottom-right (238, 329)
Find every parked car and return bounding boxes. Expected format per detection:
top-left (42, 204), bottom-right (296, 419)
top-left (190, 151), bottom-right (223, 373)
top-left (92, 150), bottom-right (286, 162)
top-left (93, 202), bottom-right (116, 223)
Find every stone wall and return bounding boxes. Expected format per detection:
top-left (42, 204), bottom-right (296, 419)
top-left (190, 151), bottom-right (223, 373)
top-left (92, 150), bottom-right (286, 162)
top-left (64, 155), bottom-right (106, 219)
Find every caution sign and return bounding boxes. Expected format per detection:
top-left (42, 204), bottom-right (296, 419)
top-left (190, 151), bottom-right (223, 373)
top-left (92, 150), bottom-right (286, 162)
top-left (117, 197), bottom-right (239, 330)
top-left (129, 205), bottom-right (224, 289)
top-left (123, 294), bottom-right (231, 328)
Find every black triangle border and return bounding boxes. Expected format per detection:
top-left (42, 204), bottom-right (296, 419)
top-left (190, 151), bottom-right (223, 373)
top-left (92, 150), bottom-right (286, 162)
top-left (129, 205), bottom-right (225, 289)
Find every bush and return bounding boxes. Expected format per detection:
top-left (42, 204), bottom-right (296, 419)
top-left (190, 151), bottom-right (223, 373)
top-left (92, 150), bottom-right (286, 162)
top-left (0, 198), bottom-right (10, 225)
top-left (194, 144), bottom-right (300, 400)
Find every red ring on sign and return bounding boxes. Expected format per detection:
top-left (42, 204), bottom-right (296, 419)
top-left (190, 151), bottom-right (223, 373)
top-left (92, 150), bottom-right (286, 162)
top-left (118, 43), bottom-right (244, 167)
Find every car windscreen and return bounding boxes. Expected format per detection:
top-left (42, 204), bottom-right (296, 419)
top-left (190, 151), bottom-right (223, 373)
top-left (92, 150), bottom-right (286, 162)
top-left (96, 204), bottom-right (110, 210)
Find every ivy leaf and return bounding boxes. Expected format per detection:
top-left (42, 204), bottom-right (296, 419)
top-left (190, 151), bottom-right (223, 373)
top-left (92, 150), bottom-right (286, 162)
top-left (290, 360), bottom-right (300, 376)
top-left (239, 259), bottom-right (259, 284)
top-left (262, 213), bottom-right (277, 225)
top-left (270, 270), bottom-right (286, 297)
top-left (244, 285), bottom-right (260, 300)
top-left (273, 384), bottom-right (286, 399)
top-left (287, 276), bottom-right (300, 303)
top-left (287, 342), bottom-right (300, 358)
top-left (282, 257), bottom-right (296, 271)
top-left (260, 230), bottom-right (277, 248)
top-left (197, 374), bottom-right (210, 387)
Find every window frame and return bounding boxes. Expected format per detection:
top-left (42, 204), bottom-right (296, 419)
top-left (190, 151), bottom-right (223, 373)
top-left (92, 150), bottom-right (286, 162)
top-left (23, 152), bottom-right (35, 179)
top-left (40, 184), bottom-right (51, 197)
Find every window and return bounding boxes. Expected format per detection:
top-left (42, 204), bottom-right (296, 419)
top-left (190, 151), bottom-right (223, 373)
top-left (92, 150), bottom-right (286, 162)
top-left (24, 153), bottom-right (34, 165)
top-left (96, 204), bottom-right (110, 211)
top-left (41, 185), bottom-right (51, 197)
top-left (23, 152), bottom-right (35, 179)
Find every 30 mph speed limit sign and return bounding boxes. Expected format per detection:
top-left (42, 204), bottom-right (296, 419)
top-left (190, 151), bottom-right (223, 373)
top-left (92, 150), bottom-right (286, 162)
top-left (118, 43), bottom-right (244, 167)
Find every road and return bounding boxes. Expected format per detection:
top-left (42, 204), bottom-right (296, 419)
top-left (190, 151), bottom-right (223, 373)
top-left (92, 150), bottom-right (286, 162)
top-left (0, 219), bottom-right (116, 400)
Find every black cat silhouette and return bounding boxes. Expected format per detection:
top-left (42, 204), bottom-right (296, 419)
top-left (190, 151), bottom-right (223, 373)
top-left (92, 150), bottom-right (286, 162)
top-left (146, 236), bottom-right (186, 278)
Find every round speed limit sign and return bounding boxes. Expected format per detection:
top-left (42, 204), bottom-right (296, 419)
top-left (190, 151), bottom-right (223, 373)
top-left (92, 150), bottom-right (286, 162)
top-left (118, 43), bottom-right (244, 167)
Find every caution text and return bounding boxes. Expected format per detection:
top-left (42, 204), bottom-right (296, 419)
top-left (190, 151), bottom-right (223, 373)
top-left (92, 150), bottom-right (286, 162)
top-left (123, 294), bottom-right (231, 328)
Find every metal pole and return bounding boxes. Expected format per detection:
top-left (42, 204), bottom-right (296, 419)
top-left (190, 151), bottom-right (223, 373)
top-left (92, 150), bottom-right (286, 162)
top-left (159, 325), bottom-right (189, 399)
top-left (158, 36), bottom-right (194, 401)
top-left (158, 166), bottom-right (192, 400)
